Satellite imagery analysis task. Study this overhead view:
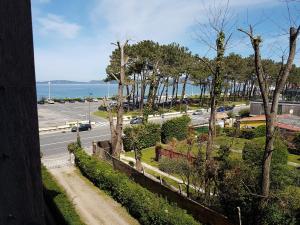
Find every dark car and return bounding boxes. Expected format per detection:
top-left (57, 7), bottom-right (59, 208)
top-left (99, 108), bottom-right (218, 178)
top-left (37, 100), bottom-right (45, 104)
top-left (71, 123), bottom-right (91, 132)
top-left (130, 117), bottom-right (143, 125)
top-left (69, 99), bottom-right (75, 103)
top-left (217, 106), bottom-right (225, 112)
top-left (224, 105), bottom-right (234, 111)
top-left (78, 98), bottom-right (85, 103)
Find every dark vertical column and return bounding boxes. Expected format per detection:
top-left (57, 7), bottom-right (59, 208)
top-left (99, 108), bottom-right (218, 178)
top-left (0, 0), bottom-right (45, 225)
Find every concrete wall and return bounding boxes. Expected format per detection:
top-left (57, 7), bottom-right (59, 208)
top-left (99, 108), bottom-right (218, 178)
top-left (111, 157), bottom-right (234, 225)
top-left (250, 101), bottom-right (300, 116)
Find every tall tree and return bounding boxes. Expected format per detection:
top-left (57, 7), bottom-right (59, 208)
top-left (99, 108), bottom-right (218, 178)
top-left (239, 24), bottom-right (300, 218)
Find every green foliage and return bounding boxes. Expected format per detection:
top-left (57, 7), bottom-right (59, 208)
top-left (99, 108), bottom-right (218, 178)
top-left (238, 108), bottom-right (250, 118)
top-left (239, 128), bottom-right (256, 139)
top-left (227, 111), bottom-right (235, 119)
top-left (161, 115), bottom-right (191, 144)
top-left (123, 123), bottom-right (161, 151)
top-left (67, 142), bottom-right (78, 154)
top-left (41, 166), bottom-right (85, 225)
top-left (223, 127), bottom-right (238, 137)
top-left (293, 132), bottom-right (300, 155)
top-left (242, 137), bottom-right (291, 189)
top-left (73, 147), bottom-right (201, 225)
top-left (254, 125), bottom-right (266, 138)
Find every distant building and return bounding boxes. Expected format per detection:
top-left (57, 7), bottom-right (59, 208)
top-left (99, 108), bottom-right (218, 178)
top-left (239, 114), bottom-right (300, 139)
top-left (250, 89), bottom-right (300, 116)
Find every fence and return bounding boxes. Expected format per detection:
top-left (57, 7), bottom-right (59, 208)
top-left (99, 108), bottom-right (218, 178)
top-left (92, 141), bottom-right (234, 225)
top-left (111, 156), bottom-right (233, 225)
top-left (157, 148), bottom-right (197, 163)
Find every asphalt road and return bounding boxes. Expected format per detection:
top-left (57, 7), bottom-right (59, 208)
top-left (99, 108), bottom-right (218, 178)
top-left (39, 105), bottom-right (248, 160)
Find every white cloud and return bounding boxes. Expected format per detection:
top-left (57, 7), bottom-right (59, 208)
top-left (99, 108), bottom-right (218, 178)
top-left (37, 14), bottom-right (81, 39)
top-left (90, 0), bottom-right (278, 43)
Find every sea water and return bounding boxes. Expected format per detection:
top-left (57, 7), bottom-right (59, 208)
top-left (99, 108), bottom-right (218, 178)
top-left (36, 83), bottom-right (201, 99)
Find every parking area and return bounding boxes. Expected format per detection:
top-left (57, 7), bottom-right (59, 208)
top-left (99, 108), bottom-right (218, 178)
top-left (38, 101), bottom-right (107, 128)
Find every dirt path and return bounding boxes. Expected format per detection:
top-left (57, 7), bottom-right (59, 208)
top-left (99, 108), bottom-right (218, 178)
top-left (50, 166), bottom-right (139, 225)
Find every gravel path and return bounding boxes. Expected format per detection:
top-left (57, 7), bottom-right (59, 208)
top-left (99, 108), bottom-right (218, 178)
top-left (50, 166), bottom-right (139, 225)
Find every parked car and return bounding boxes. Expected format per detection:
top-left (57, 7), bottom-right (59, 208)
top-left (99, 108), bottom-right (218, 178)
top-left (130, 117), bottom-right (143, 125)
top-left (71, 123), bottom-right (92, 132)
top-left (217, 106), bottom-right (225, 112)
top-left (224, 105), bottom-right (234, 111)
top-left (193, 109), bottom-right (204, 115)
top-left (57, 99), bottom-right (65, 104)
top-left (92, 98), bottom-right (99, 102)
top-left (78, 98), bottom-right (85, 103)
top-left (47, 99), bottom-right (55, 104)
top-left (69, 99), bottom-right (75, 103)
top-left (37, 100), bottom-right (45, 104)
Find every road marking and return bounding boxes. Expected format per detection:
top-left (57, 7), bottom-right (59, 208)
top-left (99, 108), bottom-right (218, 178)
top-left (40, 134), bottom-right (110, 147)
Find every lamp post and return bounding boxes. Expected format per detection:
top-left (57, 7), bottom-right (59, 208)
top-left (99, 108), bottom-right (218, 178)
top-left (48, 81), bottom-right (51, 100)
top-left (88, 92), bottom-right (92, 125)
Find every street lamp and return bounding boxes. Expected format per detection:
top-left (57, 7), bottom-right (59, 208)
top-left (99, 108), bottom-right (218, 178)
top-left (88, 92), bottom-right (93, 125)
top-left (48, 81), bottom-right (51, 100)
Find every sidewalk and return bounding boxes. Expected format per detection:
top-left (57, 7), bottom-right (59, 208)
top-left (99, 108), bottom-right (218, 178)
top-left (50, 166), bottom-right (139, 225)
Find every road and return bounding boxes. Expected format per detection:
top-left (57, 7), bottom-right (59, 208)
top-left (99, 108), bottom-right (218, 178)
top-left (39, 104), bottom-right (248, 162)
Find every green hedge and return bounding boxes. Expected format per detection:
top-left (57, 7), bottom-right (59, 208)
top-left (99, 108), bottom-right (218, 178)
top-left (42, 166), bottom-right (85, 225)
top-left (242, 137), bottom-right (291, 189)
top-left (161, 115), bottom-right (191, 144)
top-left (123, 123), bottom-right (161, 151)
top-left (74, 147), bottom-right (201, 225)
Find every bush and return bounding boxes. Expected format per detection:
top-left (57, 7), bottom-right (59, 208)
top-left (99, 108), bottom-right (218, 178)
top-left (223, 127), bottom-right (238, 137)
top-left (293, 133), bottom-right (300, 155)
top-left (42, 166), bottom-right (84, 225)
top-left (254, 125), bottom-right (266, 138)
top-left (73, 147), bottom-right (200, 225)
top-left (242, 137), bottom-right (291, 189)
top-left (161, 115), bottom-right (191, 144)
top-left (239, 128), bottom-right (256, 139)
top-left (238, 108), bottom-right (250, 118)
top-left (123, 123), bottom-right (161, 151)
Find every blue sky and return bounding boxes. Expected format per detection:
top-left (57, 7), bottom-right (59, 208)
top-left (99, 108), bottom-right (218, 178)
top-left (31, 0), bottom-right (299, 81)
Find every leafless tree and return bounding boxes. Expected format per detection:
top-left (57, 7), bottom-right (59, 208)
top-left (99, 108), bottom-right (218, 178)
top-left (196, 0), bottom-right (234, 200)
top-left (108, 41), bottom-right (129, 158)
top-left (239, 11), bottom-right (300, 222)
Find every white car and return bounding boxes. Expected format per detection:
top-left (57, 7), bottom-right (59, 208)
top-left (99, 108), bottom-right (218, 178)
top-left (47, 99), bottom-right (55, 104)
top-left (193, 109), bottom-right (204, 115)
top-left (92, 98), bottom-right (99, 102)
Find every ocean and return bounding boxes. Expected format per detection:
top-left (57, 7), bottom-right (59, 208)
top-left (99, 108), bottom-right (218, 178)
top-left (36, 83), bottom-right (201, 99)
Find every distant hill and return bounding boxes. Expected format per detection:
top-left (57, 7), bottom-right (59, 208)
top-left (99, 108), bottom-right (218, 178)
top-left (36, 80), bottom-right (108, 84)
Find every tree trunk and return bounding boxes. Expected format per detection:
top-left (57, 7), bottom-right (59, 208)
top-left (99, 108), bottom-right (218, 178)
top-left (206, 32), bottom-right (225, 161)
top-left (114, 41), bottom-right (128, 158)
top-left (0, 1), bottom-right (45, 224)
top-left (180, 74), bottom-right (189, 110)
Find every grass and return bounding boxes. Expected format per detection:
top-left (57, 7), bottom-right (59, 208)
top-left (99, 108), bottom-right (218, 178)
top-left (125, 147), bottom-right (159, 167)
top-left (42, 166), bottom-right (85, 225)
top-left (288, 153), bottom-right (300, 164)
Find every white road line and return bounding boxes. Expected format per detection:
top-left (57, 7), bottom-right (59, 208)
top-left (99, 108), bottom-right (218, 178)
top-left (40, 134), bottom-right (110, 147)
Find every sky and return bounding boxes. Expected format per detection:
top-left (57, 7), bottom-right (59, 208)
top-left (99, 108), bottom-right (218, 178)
top-left (31, 0), bottom-right (299, 82)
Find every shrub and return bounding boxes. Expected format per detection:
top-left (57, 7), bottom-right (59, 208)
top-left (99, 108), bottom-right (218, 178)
top-left (42, 166), bottom-right (84, 225)
top-left (161, 115), bottom-right (191, 144)
top-left (123, 123), bottom-right (161, 151)
top-left (238, 108), bottom-right (250, 118)
top-left (239, 128), bottom-right (256, 139)
top-left (242, 137), bottom-right (291, 189)
top-left (254, 125), bottom-right (266, 138)
top-left (73, 147), bottom-right (200, 225)
top-left (223, 127), bottom-right (238, 137)
top-left (292, 133), bottom-right (300, 155)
